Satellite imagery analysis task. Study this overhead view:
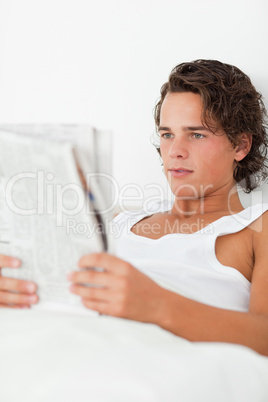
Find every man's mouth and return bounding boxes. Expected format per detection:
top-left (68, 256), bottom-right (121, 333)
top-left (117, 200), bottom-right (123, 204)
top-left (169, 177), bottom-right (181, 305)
top-left (168, 168), bottom-right (193, 177)
top-left (169, 167), bottom-right (193, 172)
top-left (172, 169), bottom-right (191, 172)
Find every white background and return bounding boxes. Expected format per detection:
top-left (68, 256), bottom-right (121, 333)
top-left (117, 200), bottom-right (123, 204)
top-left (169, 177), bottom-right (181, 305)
top-left (0, 0), bottom-right (267, 207)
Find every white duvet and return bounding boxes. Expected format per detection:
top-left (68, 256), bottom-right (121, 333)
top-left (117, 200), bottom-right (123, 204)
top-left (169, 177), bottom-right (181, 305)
top-left (1, 309), bottom-right (268, 402)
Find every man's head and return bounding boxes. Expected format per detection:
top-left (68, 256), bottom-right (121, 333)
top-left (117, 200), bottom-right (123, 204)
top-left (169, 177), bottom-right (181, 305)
top-left (154, 59), bottom-right (268, 193)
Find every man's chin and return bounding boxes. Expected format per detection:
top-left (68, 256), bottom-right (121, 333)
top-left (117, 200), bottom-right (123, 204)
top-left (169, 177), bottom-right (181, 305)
top-left (171, 183), bottom-right (214, 199)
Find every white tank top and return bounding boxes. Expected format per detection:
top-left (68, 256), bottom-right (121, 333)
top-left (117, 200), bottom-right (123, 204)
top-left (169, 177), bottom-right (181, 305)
top-left (113, 203), bottom-right (268, 312)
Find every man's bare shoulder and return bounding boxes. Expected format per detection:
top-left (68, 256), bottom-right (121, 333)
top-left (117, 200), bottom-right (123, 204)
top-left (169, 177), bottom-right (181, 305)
top-left (251, 209), bottom-right (268, 244)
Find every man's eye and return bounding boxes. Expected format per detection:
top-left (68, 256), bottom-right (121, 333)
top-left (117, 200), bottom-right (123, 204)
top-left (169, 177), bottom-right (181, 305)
top-left (193, 133), bottom-right (204, 139)
top-left (161, 133), bottom-right (172, 139)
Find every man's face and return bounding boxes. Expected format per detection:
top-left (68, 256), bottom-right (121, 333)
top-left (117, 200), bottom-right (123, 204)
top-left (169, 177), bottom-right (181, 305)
top-left (159, 92), bottom-right (238, 199)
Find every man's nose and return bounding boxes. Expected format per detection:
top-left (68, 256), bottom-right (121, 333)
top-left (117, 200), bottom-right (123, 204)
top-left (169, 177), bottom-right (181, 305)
top-left (169, 137), bottom-right (189, 159)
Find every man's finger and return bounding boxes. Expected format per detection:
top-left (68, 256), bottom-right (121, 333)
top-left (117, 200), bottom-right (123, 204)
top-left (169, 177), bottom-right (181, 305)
top-left (82, 298), bottom-right (126, 318)
top-left (78, 253), bottom-right (131, 274)
top-left (0, 255), bottom-right (21, 268)
top-left (70, 284), bottom-right (113, 301)
top-left (67, 269), bottom-right (115, 286)
top-left (0, 277), bottom-right (37, 293)
top-left (82, 298), bottom-right (109, 314)
top-left (0, 290), bottom-right (38, 305)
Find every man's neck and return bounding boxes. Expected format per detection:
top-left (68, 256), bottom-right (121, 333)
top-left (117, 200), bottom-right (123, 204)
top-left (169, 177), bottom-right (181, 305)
top-left (170, 190), bottom-right (244, 219)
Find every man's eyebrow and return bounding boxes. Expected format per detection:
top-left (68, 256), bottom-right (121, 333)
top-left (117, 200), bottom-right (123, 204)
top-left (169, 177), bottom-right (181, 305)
top-left (158, 126), bottom-right (171, 131)
top-left (158, 126), bottom-right (211, 132)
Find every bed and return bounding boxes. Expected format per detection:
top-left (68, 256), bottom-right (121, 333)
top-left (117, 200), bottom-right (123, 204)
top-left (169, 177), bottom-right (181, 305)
top-left (1, 308), bottom-right (268, 402)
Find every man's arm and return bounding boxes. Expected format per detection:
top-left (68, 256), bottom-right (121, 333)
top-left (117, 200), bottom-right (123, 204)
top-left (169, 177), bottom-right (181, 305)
top-left (160, 211), bottom-right (268, 354)
top-left (68, 213), bottom-right (268, 356)
top-left (158, 289), bottom-right (268, 355)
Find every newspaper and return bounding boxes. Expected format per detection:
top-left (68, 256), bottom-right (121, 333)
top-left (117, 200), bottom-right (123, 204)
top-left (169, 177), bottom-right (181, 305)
top-left (0, 125), bottom-right (113, 315)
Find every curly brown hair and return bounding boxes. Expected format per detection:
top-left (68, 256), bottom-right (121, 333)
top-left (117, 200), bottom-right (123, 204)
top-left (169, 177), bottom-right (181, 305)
top-left (154, 59), bottom-right (268, 193)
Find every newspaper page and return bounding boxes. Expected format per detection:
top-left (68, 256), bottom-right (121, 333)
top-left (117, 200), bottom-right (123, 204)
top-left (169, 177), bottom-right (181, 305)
top-left (0, 124), bottom-right (113, 206)
top-left (0, 127), bottom-right (112, 315)
top-left (0, 125), bottom-right (114, 238)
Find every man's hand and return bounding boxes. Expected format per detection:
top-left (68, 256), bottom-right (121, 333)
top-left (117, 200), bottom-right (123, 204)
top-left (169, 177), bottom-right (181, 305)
top-left (67, 253), bottom-right (168, 324)
top-left (0, 255), bottom-right (38, 308)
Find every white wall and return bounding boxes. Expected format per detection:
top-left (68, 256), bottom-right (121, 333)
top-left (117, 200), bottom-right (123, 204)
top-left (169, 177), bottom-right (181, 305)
top-left (0, 0), bottom-right (267, 208)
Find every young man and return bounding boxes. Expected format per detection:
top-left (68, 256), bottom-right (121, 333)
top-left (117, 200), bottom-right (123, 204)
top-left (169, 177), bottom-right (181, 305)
top-left (67, 60), bottom-right (268, 356)
top-left (1, 60), bottom-right (268, 356)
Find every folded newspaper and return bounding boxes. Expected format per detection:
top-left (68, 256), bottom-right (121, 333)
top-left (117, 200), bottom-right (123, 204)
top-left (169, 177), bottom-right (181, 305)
top-left (0, 125), bottom-right (113, 315)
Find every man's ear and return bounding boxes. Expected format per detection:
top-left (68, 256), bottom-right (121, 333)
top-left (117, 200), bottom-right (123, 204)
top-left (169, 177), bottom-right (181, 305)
top-left (234, 133), bottom-right (252, 162)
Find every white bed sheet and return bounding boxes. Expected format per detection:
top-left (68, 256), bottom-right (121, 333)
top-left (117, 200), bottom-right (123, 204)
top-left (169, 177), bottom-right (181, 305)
top-left (1, 309), bottom-right (268, 402)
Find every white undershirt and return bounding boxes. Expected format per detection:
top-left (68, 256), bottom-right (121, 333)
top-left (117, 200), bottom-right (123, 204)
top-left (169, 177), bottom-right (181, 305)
top-left (113, 203), bottom-right (268, 312)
